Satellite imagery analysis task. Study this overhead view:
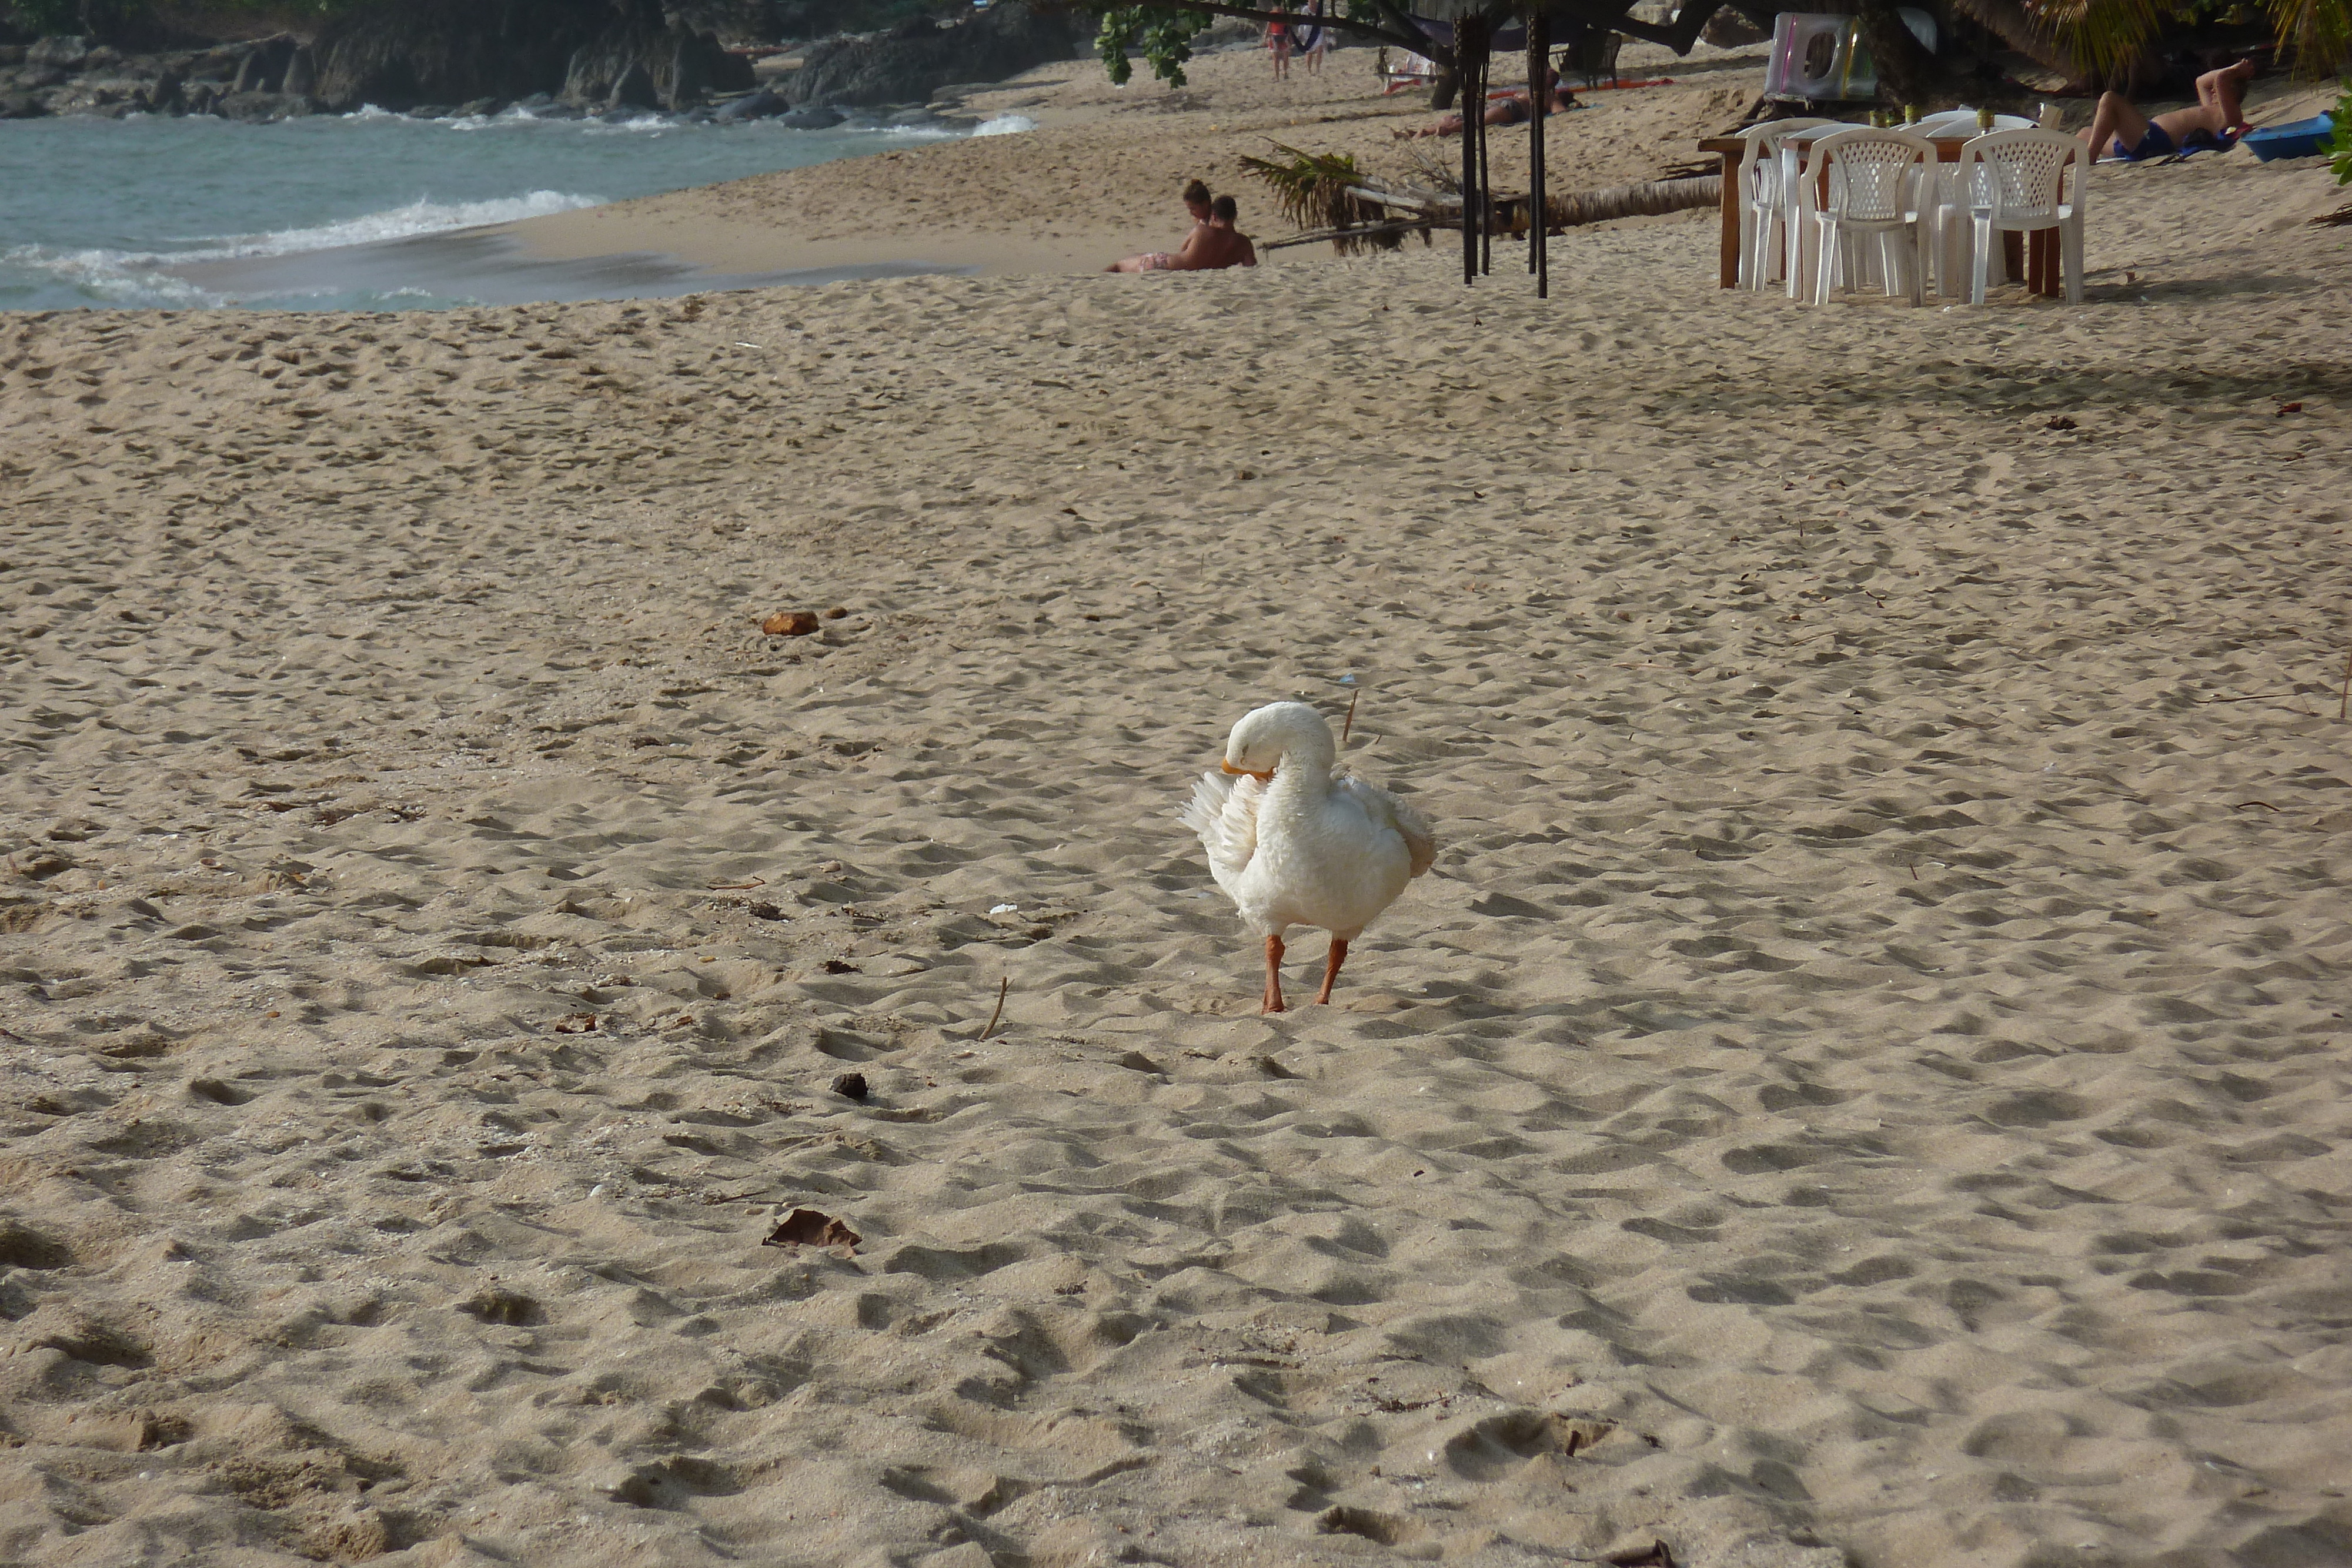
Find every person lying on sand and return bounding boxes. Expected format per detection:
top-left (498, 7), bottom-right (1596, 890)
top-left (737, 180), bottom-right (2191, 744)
top-left (1398, 74), bottom-right (1577, 139)
top-left (2080, 59), bottom-right (2254, 162)
top-left (1106, 179), bottom-right (1215, 273)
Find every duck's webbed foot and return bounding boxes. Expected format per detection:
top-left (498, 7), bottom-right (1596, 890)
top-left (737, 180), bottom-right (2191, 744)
top-left (1315, 937), bottom-right (1349, 1005)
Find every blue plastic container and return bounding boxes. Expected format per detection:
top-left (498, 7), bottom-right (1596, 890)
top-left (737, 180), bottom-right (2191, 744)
top-left (2244, 112), bottom-right (2334, 162)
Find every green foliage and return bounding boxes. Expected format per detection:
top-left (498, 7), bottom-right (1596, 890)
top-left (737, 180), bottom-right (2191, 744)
top-left (1089, 0), bottom-right (1432, 90)
top-left (2033, 0), bottom-right (2180, 78)
top-left (1094, 5), bottom-right (1208, 88)
top-left (11, 0), bottom-right (81, 32)
top-left (2329, 83), bottom-right (2352, 182)
top-left (2266, 0), bottom-right (2352, 74)
top-left (1237, 140), bottom-right (1401, 252)
top-left (7, 0), bottom-right (369, 33)
top-left (2036, 0), bottom-right (2351, 76)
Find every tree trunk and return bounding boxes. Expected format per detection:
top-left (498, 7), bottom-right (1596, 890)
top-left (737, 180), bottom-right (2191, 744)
top-left (1547, 175), bottom-right (1720, 228)
top-left (1429, 63), bottom-right (1458, 109)
top-left (1946, 0), bottom-right (2072, 75)
top-left (1855, 0), bottom-right (1937, 108)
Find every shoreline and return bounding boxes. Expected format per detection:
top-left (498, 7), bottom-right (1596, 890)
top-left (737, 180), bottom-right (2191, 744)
top-left (489, 203), bottom-right (1137, 282)
top-left (166, 227), bottom-right (981, 307)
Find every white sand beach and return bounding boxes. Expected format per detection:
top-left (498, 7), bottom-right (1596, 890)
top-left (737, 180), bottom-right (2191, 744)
top-left (4, 39), bottom-right (2351, 1568)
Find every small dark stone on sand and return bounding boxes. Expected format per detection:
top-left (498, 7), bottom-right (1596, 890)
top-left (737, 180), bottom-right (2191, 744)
top-left (831, 1071), bottom-right (868, 1101)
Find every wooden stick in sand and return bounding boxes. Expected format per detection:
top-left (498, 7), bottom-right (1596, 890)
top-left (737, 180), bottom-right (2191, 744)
top-left (1341, 687), bottom-right (1361, 744)
top-left (979, 976), bottom-right (1008, 1041)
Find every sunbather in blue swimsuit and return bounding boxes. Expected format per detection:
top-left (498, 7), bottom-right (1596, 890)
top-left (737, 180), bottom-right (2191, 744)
top-left (2114, 123), bottom-right (2240, 160)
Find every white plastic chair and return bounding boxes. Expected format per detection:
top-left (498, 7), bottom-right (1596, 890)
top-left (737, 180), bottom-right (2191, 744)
top-left (1905, 115), bottom-right (2032, 296)
top-left (1732, 118), bottom-right (1831, 289)
top-left (1910, 108), bottom-right (2033, 136)
top-left (1793, 128), bottom-right (1933, 306)
top-left (1960, 128), bottom-right (2087, 305)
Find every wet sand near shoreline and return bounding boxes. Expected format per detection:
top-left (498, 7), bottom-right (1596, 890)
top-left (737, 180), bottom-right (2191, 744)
top-left (169, 229), bottom-right (976, 309)
top-left (4, 39), bottom-right (2352, 1568)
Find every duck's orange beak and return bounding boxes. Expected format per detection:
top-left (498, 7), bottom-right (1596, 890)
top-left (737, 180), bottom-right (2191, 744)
top-left (1222, 760), bottom-right (1275, 783)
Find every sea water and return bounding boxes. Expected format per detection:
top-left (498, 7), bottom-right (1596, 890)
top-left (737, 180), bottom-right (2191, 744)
top-left (0, 106), bottom-right (1038, 313)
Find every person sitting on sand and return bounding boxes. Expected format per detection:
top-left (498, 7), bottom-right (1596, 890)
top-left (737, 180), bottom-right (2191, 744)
top-left (1202, 194), bottom-right (1258, 269)
top-left (1398, 72), bottom-right (1576, 139)
top-left (1106, 179), bottom-right (1215, 273)
top-left (2080, 58), bottom-right (2254, 162)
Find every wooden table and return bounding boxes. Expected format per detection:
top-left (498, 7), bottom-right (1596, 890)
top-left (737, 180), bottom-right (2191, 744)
top-left (1698, 133), bottom-right (2062, 297)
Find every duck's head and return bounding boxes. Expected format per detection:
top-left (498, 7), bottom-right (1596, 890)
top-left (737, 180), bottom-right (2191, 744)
top-left (1220, 701), bottom-right (1335, 783)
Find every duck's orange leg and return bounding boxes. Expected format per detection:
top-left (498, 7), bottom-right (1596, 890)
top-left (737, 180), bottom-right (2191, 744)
top-left (1262, 933), bottom-right (1287, 1014)
top-left (1315, 937), bottom-right (1349, 1005)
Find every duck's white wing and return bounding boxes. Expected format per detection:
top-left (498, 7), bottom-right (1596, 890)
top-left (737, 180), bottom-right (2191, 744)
top-left (1339, 775), bottom-right (1437, 879)
top-left (1180, 770), bottom-right (1262, 903)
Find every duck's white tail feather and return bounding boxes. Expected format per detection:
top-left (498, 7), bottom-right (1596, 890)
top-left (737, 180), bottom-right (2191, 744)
top-left (1340, 776), bottom-right (1438, 879)
top-left (1181, 770), bottom-right (1261, 902)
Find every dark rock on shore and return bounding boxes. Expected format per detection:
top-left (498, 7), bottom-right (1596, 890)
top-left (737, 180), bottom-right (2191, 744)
top-left (711, 84), bottom-right (784, 121)
top-left (563, 19), bottom-right (750, 111)
top-left (306, 0), bottom-right (600, 112)
top-left (231, 34), bottom-right (296, 95)
top-left (27, 35), bottom-right (89, 72)
top-left (0, 29), bottom-right (320, 119)
top-left (0, 1), bottom-right (1066, 122)
top-left (304, 0), bottom-right (747, 113)
top-left (782, 4), bottom-right (1086, 108)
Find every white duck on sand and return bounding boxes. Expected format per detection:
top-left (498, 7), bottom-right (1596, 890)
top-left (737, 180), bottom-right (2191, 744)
top-left (1181, 701), bottom-right (1438, 1013)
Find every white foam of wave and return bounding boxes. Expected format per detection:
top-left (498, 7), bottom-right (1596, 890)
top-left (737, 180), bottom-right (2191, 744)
top-left (583, 112), bottom-right (679, 134)
top-left (972, 113), bottom-right (1037, 137)
top-left (1, 190), bottom-right (604, 312)
top-left (1, 245), bottom-right (228, 309)
top-left (882, 122), bottom-right (959, 140)
top-left (172, 190), bottom-right (605, 262)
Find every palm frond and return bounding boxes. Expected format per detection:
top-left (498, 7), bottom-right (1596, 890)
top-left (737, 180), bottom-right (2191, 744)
top-left (2029, 0), bottom-right (2184, 80)
top-left (2265, 0), bottom-right (2352, 73)
top-left (1237, 143), bottom-right (1404, 254)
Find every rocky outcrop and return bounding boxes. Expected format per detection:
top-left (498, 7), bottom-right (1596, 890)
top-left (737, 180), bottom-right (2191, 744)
top-left (0, 34), bottom-right (211, 116)
top-left (230, 33), bottom-right (295, 93)
top-left (560, 18), bottom-right (750, 111)
top-left (27, 35), bottom-right (90, 71)
top-left (0, 0), bottom-right (904, 121)
top-left (305, 0), bottom-right (603, 112)
top-left (295, 0), bottom-right (749, 113)
top-left (782, 4), bottom-right (1085, 108)
top-left (711, 82), bottom-right (783, 119)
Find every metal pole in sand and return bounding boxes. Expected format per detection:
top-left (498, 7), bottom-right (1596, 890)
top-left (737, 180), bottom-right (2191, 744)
top-left (1459, 15), bottom-right (1482, 286)
top-left (1526, 9), bottom-right (1549, 297)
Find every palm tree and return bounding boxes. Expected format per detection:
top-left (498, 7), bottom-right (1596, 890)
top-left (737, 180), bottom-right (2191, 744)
top-left (1955, 0), bottom-right (2350, 82)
